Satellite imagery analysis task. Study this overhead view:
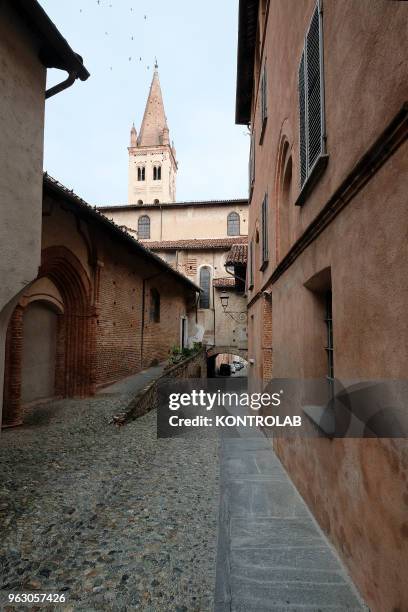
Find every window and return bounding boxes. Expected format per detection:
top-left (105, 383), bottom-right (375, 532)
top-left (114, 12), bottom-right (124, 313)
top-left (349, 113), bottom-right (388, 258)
top-left (260, 194), bottom-right (269, 269)
top-left (137, 166), bottom-right (145, 181)
top-left (150, 288), bottom-right (160, 322)
top-left (154, 199), bottom-right (160, 204)
top-left (227, 212), bottom-right (240, 236)
top-left (260, 61), bottom-right (268, 139)
top-left (199, 267), bottom-right (211, 309)
top-left (298, 1), bottom-right (327, 196)
top-left (248, 240), bottom-right (254, 289)
top-left (138, 215), bottom-right (150, 239)
top-left (325, 290), bottom-right (334, 401)
top-left (249, 130), bottom-right (255, 195)
top-left (153, 166), bottom-right (161, 181)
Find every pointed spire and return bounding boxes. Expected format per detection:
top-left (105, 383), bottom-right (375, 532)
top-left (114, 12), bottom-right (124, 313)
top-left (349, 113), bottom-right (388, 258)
top-left (137, 65), bottom-right (169, 147)
top-left (130, 122), bottom-right (137, 146)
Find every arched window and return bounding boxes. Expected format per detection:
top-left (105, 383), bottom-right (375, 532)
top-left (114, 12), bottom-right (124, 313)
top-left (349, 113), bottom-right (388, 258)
top-left (227, 212), bottom-right (240, 236)
top-left (138, 215), bottom-right (150, 239)
top-left (137, 167), bottom-right (145, 181)
top-left (199, 266), bottom-right (211, 309)
top-left (153, 166), bottom-right (162, 181)
top-left (154, 199), bottom-right (160, 204)
top-left (150, 288), bottom-right (160, 322)
top-left (137, 200), bottom-right (143, 205)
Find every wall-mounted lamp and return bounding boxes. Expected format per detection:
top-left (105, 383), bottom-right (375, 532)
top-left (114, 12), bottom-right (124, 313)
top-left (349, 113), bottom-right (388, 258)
top-left (219, 290), bottom-right (247, 323)
top-left (220, 291), bottom-right (229, 312)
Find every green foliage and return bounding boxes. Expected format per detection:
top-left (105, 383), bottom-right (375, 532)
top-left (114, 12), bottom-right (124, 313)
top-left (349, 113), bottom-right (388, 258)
top-left (167, 342), bottom-right (202, 366)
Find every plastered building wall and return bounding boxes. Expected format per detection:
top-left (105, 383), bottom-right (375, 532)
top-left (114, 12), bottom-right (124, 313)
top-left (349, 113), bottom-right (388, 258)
top-left (244, 1), bottom-right (408, 609)
top-left (0, 4), bottom-right (46, 428)
top-left (100, 202), bottom-right (248, 242)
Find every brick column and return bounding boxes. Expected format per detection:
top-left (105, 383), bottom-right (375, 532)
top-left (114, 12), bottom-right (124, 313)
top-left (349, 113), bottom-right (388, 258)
top-left (2, 305), bottom-right (24, 428)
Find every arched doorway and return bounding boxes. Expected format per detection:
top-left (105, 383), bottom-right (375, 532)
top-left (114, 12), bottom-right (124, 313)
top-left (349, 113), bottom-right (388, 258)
top-left (2, 246), bottom-right (95, 428)
top-left (21, 301), bottom-right (59, 405)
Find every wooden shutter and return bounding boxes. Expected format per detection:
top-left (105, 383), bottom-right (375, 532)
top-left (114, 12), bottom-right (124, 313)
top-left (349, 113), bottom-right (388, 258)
top-left (248, 240), bottom-right (254, 289)
top-left (261, 62), bottom-right (268, 124)
top-left (306, 4), bottom-right (323, 171)
top-left (249, 130), bottom-right (255, 193)
top-left (298, 1), bottom-right (325, 189)
top-left (261, 194), bottom-right (269, 268)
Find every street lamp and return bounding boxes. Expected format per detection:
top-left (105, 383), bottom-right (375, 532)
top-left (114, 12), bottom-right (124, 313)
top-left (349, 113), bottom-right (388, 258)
top-left (220, 291), bottom-right (229, 312)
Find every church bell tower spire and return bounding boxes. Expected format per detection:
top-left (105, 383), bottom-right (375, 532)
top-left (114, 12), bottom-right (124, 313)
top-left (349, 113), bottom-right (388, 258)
top-left (128, 64), bottom-right (177, 204)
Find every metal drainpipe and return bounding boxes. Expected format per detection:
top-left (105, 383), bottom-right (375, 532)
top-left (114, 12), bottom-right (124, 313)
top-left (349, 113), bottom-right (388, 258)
top-left (46, 71), bottom-right (78, 99)
top-left (224, 263), bottom-right (246, 285)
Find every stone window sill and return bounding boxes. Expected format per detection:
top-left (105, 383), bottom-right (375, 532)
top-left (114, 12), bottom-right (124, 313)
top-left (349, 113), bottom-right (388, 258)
top-left (302, 404), bottom-right (335, 438)
top-left (295, 154), bottom-right (329, 207)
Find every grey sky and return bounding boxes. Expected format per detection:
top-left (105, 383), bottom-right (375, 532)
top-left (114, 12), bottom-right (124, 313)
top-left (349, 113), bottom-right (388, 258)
top-left (41, 0), bottom-right (249, 205)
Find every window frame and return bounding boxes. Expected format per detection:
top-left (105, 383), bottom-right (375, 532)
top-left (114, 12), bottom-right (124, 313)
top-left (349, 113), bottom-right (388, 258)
top-left (138, 215), bottom-right (150, 239)
top-left (149, 288), bottom-right (160, 323)
top-left (260, 193), bottom-right (269, 270)
top-left (199, 266), bottom-right (211, 309)
top-left (153, 165), bottom-right (162, 181)
top-left (137, 166), bottom-right (146, 182)
top-left (259, 60), bottom-right (268, 144)
top-left (227, 211), bottom-right (240, 236)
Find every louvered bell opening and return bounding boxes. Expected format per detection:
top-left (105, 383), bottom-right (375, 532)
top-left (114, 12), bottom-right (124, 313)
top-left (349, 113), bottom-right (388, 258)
top-left (306, 6), bottom-right (322, 171)
top-left (298, 52), bottom-right (307, 187)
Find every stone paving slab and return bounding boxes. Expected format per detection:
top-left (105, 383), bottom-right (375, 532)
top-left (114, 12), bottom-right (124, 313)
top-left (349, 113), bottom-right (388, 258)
top-left (231, 547), bottom-right (343, 572)
top-left (215, 426), bottom-right (368, 612)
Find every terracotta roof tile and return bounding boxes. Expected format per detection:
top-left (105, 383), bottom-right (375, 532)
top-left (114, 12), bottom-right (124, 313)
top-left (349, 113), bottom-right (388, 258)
top-left (43, 173), bottom-right (200, 293)
top-left (225, 243), bottom-right (248, 265)
top-left (213, 277), bottom-right (236, 288)
top-left (142, 236), bottom-right (248, 251)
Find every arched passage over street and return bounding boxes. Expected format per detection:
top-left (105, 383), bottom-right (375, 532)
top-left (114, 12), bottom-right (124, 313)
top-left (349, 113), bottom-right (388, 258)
top-left (207, 348), bottom-right (248, 378)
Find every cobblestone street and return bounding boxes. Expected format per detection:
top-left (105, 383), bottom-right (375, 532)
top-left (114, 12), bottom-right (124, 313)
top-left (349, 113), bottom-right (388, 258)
top-left (0, 383), bottom-right (219, 611)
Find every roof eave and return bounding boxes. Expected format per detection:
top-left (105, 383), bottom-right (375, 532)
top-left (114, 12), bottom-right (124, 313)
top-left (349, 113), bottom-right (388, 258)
top-left (43, 174), bottom-right (200, 294)
top-left (12, 0), bottom-right (90, 81)
top-left (235, 0), bottom-right (259, 125)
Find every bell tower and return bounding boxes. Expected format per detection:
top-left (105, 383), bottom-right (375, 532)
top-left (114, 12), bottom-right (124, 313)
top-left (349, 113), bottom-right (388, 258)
top-left (128, 63), bottom-right (177, 204)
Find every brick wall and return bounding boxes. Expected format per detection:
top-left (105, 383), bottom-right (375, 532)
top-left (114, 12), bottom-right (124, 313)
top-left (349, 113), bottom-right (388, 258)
top-left (112, 350), bottom-right (207, 425)
top-left (95, 241), bottom-right (144, 386)
top-left (142, 276), bottom-right (187, 369)
top-left (3, 193), bottom-right (197, 426)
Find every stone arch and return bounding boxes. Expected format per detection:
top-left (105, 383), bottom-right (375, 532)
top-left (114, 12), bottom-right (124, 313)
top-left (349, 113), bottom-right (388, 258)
top-left (2, 246), bottom-right (96, 427)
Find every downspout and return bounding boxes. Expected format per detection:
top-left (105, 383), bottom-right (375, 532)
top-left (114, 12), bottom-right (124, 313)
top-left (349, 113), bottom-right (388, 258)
top-left (46, 70), bottom-right (78, 99)
top-left (224, 263), bottom-right (246, 285)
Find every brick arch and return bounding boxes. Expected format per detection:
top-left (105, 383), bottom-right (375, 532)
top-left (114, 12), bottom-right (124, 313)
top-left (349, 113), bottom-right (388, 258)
top-left (2, 246), bottom-right (96, 428)
top-left (38, 246), bottom-right (96, 399)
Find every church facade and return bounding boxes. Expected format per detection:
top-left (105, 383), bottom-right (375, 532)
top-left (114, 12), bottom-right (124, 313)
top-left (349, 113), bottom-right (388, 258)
top-left (99, 67), bottom-right (249, 362)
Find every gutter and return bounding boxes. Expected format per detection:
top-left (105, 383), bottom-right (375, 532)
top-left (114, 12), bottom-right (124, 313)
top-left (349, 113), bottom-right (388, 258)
top-left (11, 0), bottom-right (90, 98)
top-left (46, 71), bottom-right (78, 99)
